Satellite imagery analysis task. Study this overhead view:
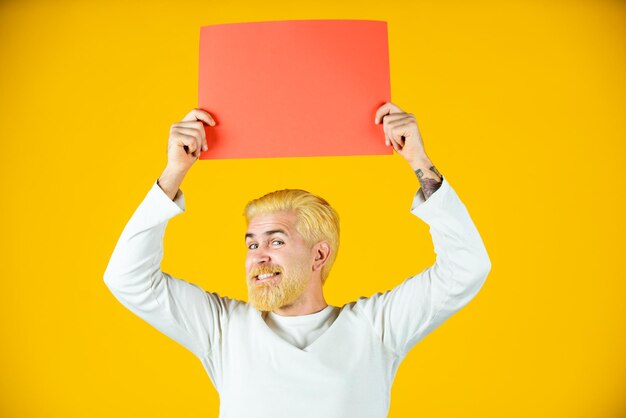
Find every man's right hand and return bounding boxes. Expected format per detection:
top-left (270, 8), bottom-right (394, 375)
top-left (158, 109), bottom-right (216, 201)
top-left (166, 108), bottom-right (216, 174)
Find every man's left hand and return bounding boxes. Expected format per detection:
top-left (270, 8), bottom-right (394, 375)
top-left (375, 102), bottom-right (429, 169)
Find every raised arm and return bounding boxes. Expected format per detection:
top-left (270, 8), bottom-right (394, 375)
top-left (355, 103), bottom-right (491, 358)
top-left (103, 109), bottom-right (229, 359)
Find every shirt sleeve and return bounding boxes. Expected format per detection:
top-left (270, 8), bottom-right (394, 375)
top-left (103, 179), bottom-right (227, 358)
top-left (354, 176), bottom-right (492, 358)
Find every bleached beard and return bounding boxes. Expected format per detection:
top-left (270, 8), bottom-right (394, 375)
top-left (247, 261), bottom-right (311, 312)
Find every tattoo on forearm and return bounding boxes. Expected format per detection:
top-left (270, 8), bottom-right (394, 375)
top-left (414, 165), bottom-right (443, 200)
top-left (428, 165), bottom-right (442, 179)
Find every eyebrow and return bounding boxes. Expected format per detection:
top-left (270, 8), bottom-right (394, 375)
top-left (245, 229), bottom-right (289, 240)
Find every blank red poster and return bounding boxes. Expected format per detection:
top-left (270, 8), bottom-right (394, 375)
top-left (198, 19), bottom-right (391, 160)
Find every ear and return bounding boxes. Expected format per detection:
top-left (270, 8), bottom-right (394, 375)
top-left (311, 241), bottom-right (331, 272)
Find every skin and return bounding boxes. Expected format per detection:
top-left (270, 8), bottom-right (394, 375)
top-left (157, 102), bottom-right (444, 316)
top-left (374, 102), bottom-right (444, 199)
top-left (245, 210), bottom-right (331, 316)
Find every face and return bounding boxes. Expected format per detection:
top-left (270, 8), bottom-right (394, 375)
top-left (245, 210), bottom-right (315, 312)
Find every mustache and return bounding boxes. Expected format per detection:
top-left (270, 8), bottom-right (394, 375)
top-left (248, 264), bottom-right (284, 279)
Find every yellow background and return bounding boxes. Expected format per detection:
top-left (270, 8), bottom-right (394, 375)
top-left (1, 0), bottom-right (624, 416)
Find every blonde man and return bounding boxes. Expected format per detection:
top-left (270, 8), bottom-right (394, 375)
top-left (104, 102), bottom-right (491, 418)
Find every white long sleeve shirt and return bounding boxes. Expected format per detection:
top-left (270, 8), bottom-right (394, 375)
top-left (103, 176), bottom-right (491, 418)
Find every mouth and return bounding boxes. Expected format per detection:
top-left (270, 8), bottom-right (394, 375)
top-left (253, 271), bottom-right (281, 284)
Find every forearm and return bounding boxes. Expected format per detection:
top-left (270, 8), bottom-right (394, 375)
top-left (103, 181), bottom-right (184, 294)
top-left (409, 175), bottom-right (491, 325)
top-left (103, 220), bottom-right (166, 297)
top-left (409, 155), bottom-right (443, 200)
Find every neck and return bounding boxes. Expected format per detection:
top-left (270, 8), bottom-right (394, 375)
top-left (272, 275), bottom-right (328, 316)
top-left (272, 296), bottom-right (328, 316)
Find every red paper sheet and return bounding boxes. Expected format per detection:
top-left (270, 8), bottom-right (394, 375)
top-left (198, 19), bottom-right (391, 160)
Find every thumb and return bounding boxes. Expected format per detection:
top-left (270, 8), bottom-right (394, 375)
top-left (374, 102), bottom-right (404, 124)
top-left (182, 108), bottom-right (216, 126)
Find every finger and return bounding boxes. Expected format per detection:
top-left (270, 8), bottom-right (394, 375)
top-left (381, 113), bottom-right (414, 136)
top-left (181, 108), bottom-right (215, 126)
top-left (388, 114), bottom-right (414, 133)
top-left (385, 127), bottom-right (400, 151)
top-left (378, 108), bottom-right (394, 147)
top-left (387, 118), bottom-right (413, 131)
top-left (378, 107), bottom-right (408, 146)
top-left (173, 132), bottom-right (199, 154)
top-left (380, 125), bottom-right (389, 145)
top-left (173, 126), bottom-right (206, 153)
top-left (383, 131), bottom-right (390, 147)
top-left (176, 120), bottom-right (209, 132)
top-left (176, 121), bottom-right (209, 151)
top-left (391, 122), bottom-right (417, 148)
top-left (387, 125), bottom-right (405, 151)
top-left (381, 113), bottom-right (410, 124)
top-left (374, 102), bottom-right (390, 125)
top-left (177, 123), bottom-right (206, 145)
top-left (174, 125), bottom-right (205, 142)
top-left (374, 102), bottom-right (405, 124)
top-left (181, 108), bottom-right (216, 126)
top-left (390, 122), bottom-right (415, 133)
top-left (383, 116), bottom-right (402, 138)
top-left (387, 102), bottom-right (405, 113)
top-left (383, 124), bottom-right (393, 148)
top-left (389, 134), bottom-right (407, 152)
top-left (390, 136), bottom-right (402, 151)
top-left (383, 113), bottom-right (408, 122)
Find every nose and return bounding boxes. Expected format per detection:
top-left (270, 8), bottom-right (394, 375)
top-left (252, 248), bottom-right (271, 265)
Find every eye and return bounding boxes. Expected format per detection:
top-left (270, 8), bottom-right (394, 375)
top-left (272, 239), bottom-right (284, 246)
top-left (247, 243), bottom-right (258, 250)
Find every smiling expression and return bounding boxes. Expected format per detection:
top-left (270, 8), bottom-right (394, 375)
top-left (245, 210), bottom-right (315, 312)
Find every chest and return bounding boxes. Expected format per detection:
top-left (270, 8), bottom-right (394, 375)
top-left (214, 310), bottom-right (398, 417)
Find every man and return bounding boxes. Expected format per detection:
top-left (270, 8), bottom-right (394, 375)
top-left (103, 102), bottom-right (491, 418)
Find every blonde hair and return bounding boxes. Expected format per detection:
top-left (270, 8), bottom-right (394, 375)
top-left (244, 189), bottom-right (340, 284)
